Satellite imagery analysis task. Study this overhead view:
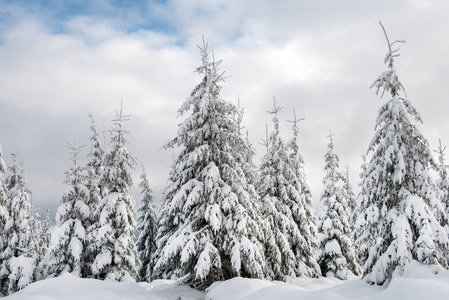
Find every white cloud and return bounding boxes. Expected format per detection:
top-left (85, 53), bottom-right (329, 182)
top-left (1, 0), bottom-right (449, 216)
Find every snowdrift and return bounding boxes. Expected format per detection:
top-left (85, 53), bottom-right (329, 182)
top-left (5, 261), bottom-right (449, 300)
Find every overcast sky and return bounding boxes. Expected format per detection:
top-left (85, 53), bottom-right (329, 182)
top-left (1, 0), bottom-right (449, 218)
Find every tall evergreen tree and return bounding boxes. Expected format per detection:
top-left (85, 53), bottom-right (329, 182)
top-left (136, 166), bottom-right (157, 282)
top-left (285, 108), bottom-right (320, 276)
top-left (44, 139), bottom-right (89, 278)
top-left (316, 132), bottom-right (361, 280)
top-left (0, 151), bottom-right (35, 295)
top-left (258, 101), bottom-right (320, 280)
top-left (84, 114), bottom-right (105, 277)
top-left (356, 23), bottom-right (449, 285)
top-left (91, 104), bottom-right (138, 281)
top-left (153, 40), bottom-right (265, 288)
top-left (0, 145), bottom-right (8, 294)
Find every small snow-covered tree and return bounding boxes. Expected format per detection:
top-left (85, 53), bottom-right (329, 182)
top-left (1, 151), bottom-right (35, 295)
top-left (434, 140), bottom-right (449, 221)
top-left (91, 104), bottom-right (138, 281)
top-left (259, 101), bottom-right (320, 280)
top-left (35, 209), bottom-right (51, 280)
top-left (316, 132), bottom-right (361, 280)
top-left (136, 166), bottom-right (157, 282)
top-left (356, 23), bottom-right (449, 285)
top-left (343, 164), bottom-right (358, 225)
top-left (84, 114), bottom-right (106, 277)
top-left (44, 139), bottom-right (89, 278)
top-left (153, 40), bottom-right (265, 289)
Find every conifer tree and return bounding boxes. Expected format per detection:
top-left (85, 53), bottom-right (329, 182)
top-left (434, 140), bottom-right (449, 221)
top-left (35, 209), bottom-right (51, 280)
top-left (0, 151), bottom-right (35, 294)
top-left (29, 204), bottom-right (44, 281)
top-left (91, 104), bottom-right (138, 281)
top-left (44, 139), bottom-right (89, 278)
top-left (153, 40), bottom-right (265, 288)
top-left (0, 145), bottom-right (8, 292)
top-left (84, 114), bottom-right (105, 277)
top-left (343, 165), bottom-right (358, 225)
top-left (259, 101), bottom-right (320, 280)
top-left (356, 23), bottom-right (449, 285)
top-left (285, 108), bottom-right (320, 276)
top-left (316, 132), bottom-right (361, 279)
top-left (136, 166), bottom-right (157, 282)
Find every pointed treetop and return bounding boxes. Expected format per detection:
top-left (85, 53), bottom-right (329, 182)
top-left (287, 107), bottom-right (305, 127)
top-left (267, 97), bottom-right (282, 117)
top-left (371, 22), bottom-right (406, 97)
top-left (379, 21), bottom-right (406, 69)
top-left (433, 139), bottom-right (447, 161)
top-left (236, 99), bottom-right (246, 135)
top-left (287, 107), bottom-right (305, 139)
top-left (112, 100), bottom-right (131, 127)
top-left (327, 129), bottom-right (336, 146)
top-left (259, 124), bottom-right (271, 153)
top-left (65, 136), bottom-right (85, 166)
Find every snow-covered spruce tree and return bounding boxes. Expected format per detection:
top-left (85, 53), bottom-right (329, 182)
top-left (343, 164), bottom-right (358, 225)
top-left (136, 166), bottom-right (157, 282)
top-left (153, 41), bottom-right (265, 288)
top-left (0, 151), bottom-right (35, 295)
top-left (84, 114), bottom-right (106, 277)
top-left (316, 132), bottom-right (361, 280)
top-left (355, 23), bottom-right (449, 285)
top-left (236, 101), bottom-right (260, 192)
top-left (35, 209), bottom-right (51, 280)
top-left (29, 204), bottom-right (44, 281)
top-left (258, 101), bottom-right (320, 280)
top-left (44, 139), bottom-right (89, 278)
top-left (0, 145), bottom-right (9, 294)
top-left (91, 104), bottom-right (138, 281)
top-left (434, 140), bottom-right (449, 221)
top-left (285, 108), bottom-right (321, 276)
top-left (0, 146), bottom-right (8, 248)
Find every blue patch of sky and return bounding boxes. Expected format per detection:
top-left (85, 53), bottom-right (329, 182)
top-left (0, 0), bottom-right (176, 35)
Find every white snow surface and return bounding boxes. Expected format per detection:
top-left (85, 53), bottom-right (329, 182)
top-left (5, 261), bottom-right (449, 300)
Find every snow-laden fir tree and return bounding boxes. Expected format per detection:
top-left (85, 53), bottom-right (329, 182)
top-left (44, 139), bottom-right (90, 278)
top-left (316, 132), bottom-right (361, 280)
top-left (0, 151), bottom-right (36, 295)
top-left (434, 140), bottom-right (449, 224)
top-left (91, 104), bottom-right (138, 281)
top-left (258, 101), bottom-right (320, 280)
top-left (343, 165), bottom-right (358, 225)
top-left (236, 101), bottom-right (260, 193)
top-left (84, 114), bottom-right (106, 277)
top-left (29, 205), bottom-right (44, 281)
top-left (285, 108), bottom-right (321, 276)
top-left (355, 23), bottom-right (449, 285)
top-left (136, 166), bottom-right (157, 282)
top-left (0, 145), bottom-right (8, 293)
top-left (35, 209), bottom-right (51, 280)
top-left (153, 40), bottom-right (265, 288)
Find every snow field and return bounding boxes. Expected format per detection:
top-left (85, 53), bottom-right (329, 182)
top-left (5, 261), bottom-right (449, 300)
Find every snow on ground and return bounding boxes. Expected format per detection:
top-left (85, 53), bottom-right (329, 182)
top-left (5, 261), bottom-right (449, 300)
top-left (4, 273), bottom-right (205, 300)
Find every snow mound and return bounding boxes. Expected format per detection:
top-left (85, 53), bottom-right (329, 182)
top-left (4, 273), bottom-right (204, 300)
top-left (206, 261), bottom-right (449, 300)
